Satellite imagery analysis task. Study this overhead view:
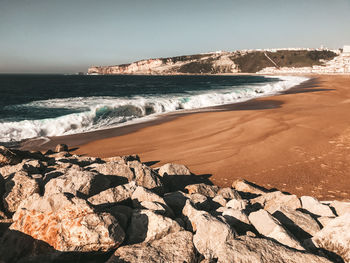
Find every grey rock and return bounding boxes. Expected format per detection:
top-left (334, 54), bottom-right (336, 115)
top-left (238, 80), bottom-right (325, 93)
top-left (128, 161), bottom-right (163, 192)
top-left (107, 231), bottom-right (196, 263)
top-left (88, 161), bottom-right (134, 183)
top-left (55, 144), bottom-right (68, 152)
top-left (185, 183), bottom-right (219, 198)
top-left (226, 198), bottom-right (248, 210)
top-left (126, 209), bottom-right (182, 244)
top-left (330, 200), bottom-right (350, 216)
top-left (232, 179), bottom-right (268, 195)
top-left (248, 209), bottom-right (304, 250)
top-left (88, 181), bottom-right (137, 206)
top-left (301, 196), bottom-right (335, 217)
top-left (158, 163), bottom-right (191, 176)
top-left (217, 187), bottom-right (242, 200)
top-left (3, 171), bottom-right (40, 213)
top-left (251, 191), bottom-right (301, 213)
top-left (0, 146), bottom-right (21, 167)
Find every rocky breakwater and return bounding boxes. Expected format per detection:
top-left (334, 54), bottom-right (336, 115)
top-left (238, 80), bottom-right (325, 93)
top-left (0, 145), bottom-right (349, 262)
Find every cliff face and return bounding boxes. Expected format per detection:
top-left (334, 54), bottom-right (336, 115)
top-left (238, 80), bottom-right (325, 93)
top-left (88, 49), bottom-right (339, 75)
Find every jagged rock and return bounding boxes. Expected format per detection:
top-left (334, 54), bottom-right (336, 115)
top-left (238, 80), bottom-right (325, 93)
top-left (182, 200), bottom-right (236, 259)
top-left (212, 195), bottom-right (227, 207)
top-left (10, 193), bottom-right (125, 252)
top-left (189, 193), bottom-right (213, 211)
top-left (158, 163), bottom-right (192, 176)
top-left (248, 209), bottom-right (304, 250)
top-left (232, 179), bottom-right (268, 196)
top-left (251, 191), bottom-right (301, 213)
top-left (131, 186), bottom-right (166, 205)
top-left (310, 213), bottom-right (350, 263)
top-left (137, 201), bottom-right (172, 216)
top-left (55, 144), bottom-right (68, 153)
top-left (103, 154), bottom-right (140, 164)
top-left (220, 208), bottom-right (252, 235)
top-left (0, 146), bottom-right (21, 167)
top-left (88, 161), bottom-right (134, 183)
top-left (163, 191), bottom-right (189, 214)
top-left (218, 236), bottom-right (332, 263)
top-left (126, 209), bottom-right (182, 244)
top-left (226, 198), bottom-right (248, 210)
top-left (317, 216), bottom-right (336, 228)
top-left (107, 231), bottom-right (196, 263)
top-left (330, 200), bottom-right (350, 216)
top-left (217, 187), bottom-right (242, 200)
top-left (44, 166), bottom-right (110, 197)
top-left (127, 161), bottom-right (163, 192)
top-left (88, 181), bottom-right (137, 206)
top-left (185, 183), bottom-right (219, 198)
top-left (0, 159), bottom-right (45, 179)
top-left (3, 171), bottom-right (40, 213)
top-left (272, 206), bottom-right (321, 240)
top-left (300, 196), bottom-right (335, 217)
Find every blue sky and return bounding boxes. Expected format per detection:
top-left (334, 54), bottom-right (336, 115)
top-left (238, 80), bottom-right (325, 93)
top-left (1, 0), bottom-right (350, 73)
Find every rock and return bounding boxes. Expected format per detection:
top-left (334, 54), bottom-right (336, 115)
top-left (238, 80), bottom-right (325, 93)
top-left (226, 198), bottom-right (248, 210)
top-left (0, 146), bottom-right (21, 167)
top-left (330, 200), bottom-right (350, 216)
top-left (88, 181), bottom-right (137, 206)
top-left (138, 201), bottom-right (173, 216)
top-left (272, 206), bottom-right (321, 240)
top-left (251, 191), bottom-right (301, 213)
top-left (44, 166), bottom-right (110, 197)
top-left (212, 195), bottom-right (227, 207)
top-left (189, 193), bottom-right (212, 211)
top-left (0, 159), bottom-right (45, 179)
top-left (182, 200), bottom-right (236, 259)
top-left (126, 209), bottom-right (182, 244)
top-left (217, 187), bottom-right (242, 200)
top-left (300, 196), bottom-right (335, 217)
top-left (317, 216), bottom-right (336, 228)
top-left (158, 163), bottom-right (191, 176)
top-left (103, 154), bottom-right (140, 164)
top-left (185, 183), bottom-right (219, 198)
top-left (107, 231), bottom-right (196, 263)
top-left (220, 208), bottom-right (252, 235)
top-left (310, 213), bottom-right (350, 263)
top-left (131, 186), bottom-right (166, 205)
top-left (88, 161), bottom-right (134, 184)
top-left (163, 191), bottom-right (189, 215)
top-left (232, 179), bottom-right (268, 196)
top-left (127, 161), bottom-right (163, 192)
top-left (55, 144), bottom-right (68, 153)
top-left (219, 236), bottom-right (332, 263)
top-left (3, 171), bottom-right (40, 213)
top-left (10, 193), bottom-right (125, 252)
top-left (248, 209), bottom-right (304, 250)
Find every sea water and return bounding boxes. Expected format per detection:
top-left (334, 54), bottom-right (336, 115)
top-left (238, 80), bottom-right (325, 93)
top-left (0, 74), bottom-right (308, 143)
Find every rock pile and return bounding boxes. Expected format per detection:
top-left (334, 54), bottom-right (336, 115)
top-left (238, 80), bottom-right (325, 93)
top-left (0, 145), bottom-right (349, 262)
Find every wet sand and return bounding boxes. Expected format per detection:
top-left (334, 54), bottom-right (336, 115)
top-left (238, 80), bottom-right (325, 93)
top-left (25, 75), bottom-right (350, 200)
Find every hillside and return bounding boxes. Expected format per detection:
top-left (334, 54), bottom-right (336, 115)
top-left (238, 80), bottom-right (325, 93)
top-left (88, 49), bottom-right (339, 75)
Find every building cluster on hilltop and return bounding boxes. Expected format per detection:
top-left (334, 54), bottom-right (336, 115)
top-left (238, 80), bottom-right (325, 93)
top-left (258, 45), bottom-right (350, 74)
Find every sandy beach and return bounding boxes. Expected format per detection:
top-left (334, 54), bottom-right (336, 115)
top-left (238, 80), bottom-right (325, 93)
top-left (26, 75), bottom-right (350, 201)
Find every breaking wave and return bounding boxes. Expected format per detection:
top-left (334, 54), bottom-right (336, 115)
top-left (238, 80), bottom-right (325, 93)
top-left (0, 76), bottom-right (308, 142)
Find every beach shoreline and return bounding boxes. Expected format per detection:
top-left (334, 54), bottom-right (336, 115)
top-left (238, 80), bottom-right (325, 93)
top-left (21, 75), bottom-right (350, 201)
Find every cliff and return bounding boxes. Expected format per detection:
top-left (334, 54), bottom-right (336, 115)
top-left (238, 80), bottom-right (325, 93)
top-left (88, 49), bottom-right (340, 75)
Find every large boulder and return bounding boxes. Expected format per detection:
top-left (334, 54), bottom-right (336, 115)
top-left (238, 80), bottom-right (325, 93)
top-left (248, 209), bottom-right (304, 250)
top-left (107, 231), bottom-right (196, 263)
top-left (232, 179), bottom-right (268, 196)
top-left (300, 196), bottom-right (335, 217)
top-left (131, 186), bottom-right (166, 205)
top-left (330, 200), bottom-right (350, 216)
top-left (251, 191), bottom-right (301, 213)
top-left (163, 191), bottom-right (189, 215)
top-left (182, 200), bottom-right (236, 259)
top-left (3, 171), bottom-right (40, 213)
top-left (10, 193), bottom-right (125, 252)
top-left (185, 183), bottom-right (219, 198)
top-left (219, 236), bottom-right (332, 263)
top-left (220, 207), bottom-right (252, 235)
top-left (44, 166), bottom-right (110, 197)
top-left (0, 146), bottom-right (21, 167)
top-left (126, 209), bottom-right (182, 244)
top-left (310, 213), bottom-right (350, 263)
top-left (88, 161), bottom-right (134, 184)
top-left (158, 163), bottom-right (191, 176)
top-left (88, 181), bottom-right (137, 206)
top-left (273, 206), bottom-right (321, 241)
top-left (127, 161), bottom-right (163, 192)
top-left (217, 187), bottom-right (242, 200)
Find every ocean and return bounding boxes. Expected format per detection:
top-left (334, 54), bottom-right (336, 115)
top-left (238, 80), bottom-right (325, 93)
top-left (0, 74), bottom-right (307, 143)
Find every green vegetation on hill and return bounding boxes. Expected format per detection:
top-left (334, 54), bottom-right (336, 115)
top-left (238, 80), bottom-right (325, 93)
top-left (233, 50), bottom-right (337, 73)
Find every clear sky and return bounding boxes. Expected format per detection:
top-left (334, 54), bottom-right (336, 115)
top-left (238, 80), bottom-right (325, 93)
top-left (1, 0), bottom-right (350, 73)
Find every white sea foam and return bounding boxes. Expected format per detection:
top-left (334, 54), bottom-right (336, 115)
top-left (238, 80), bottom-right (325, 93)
top-left (0, 76), bottom-right (308, 142)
